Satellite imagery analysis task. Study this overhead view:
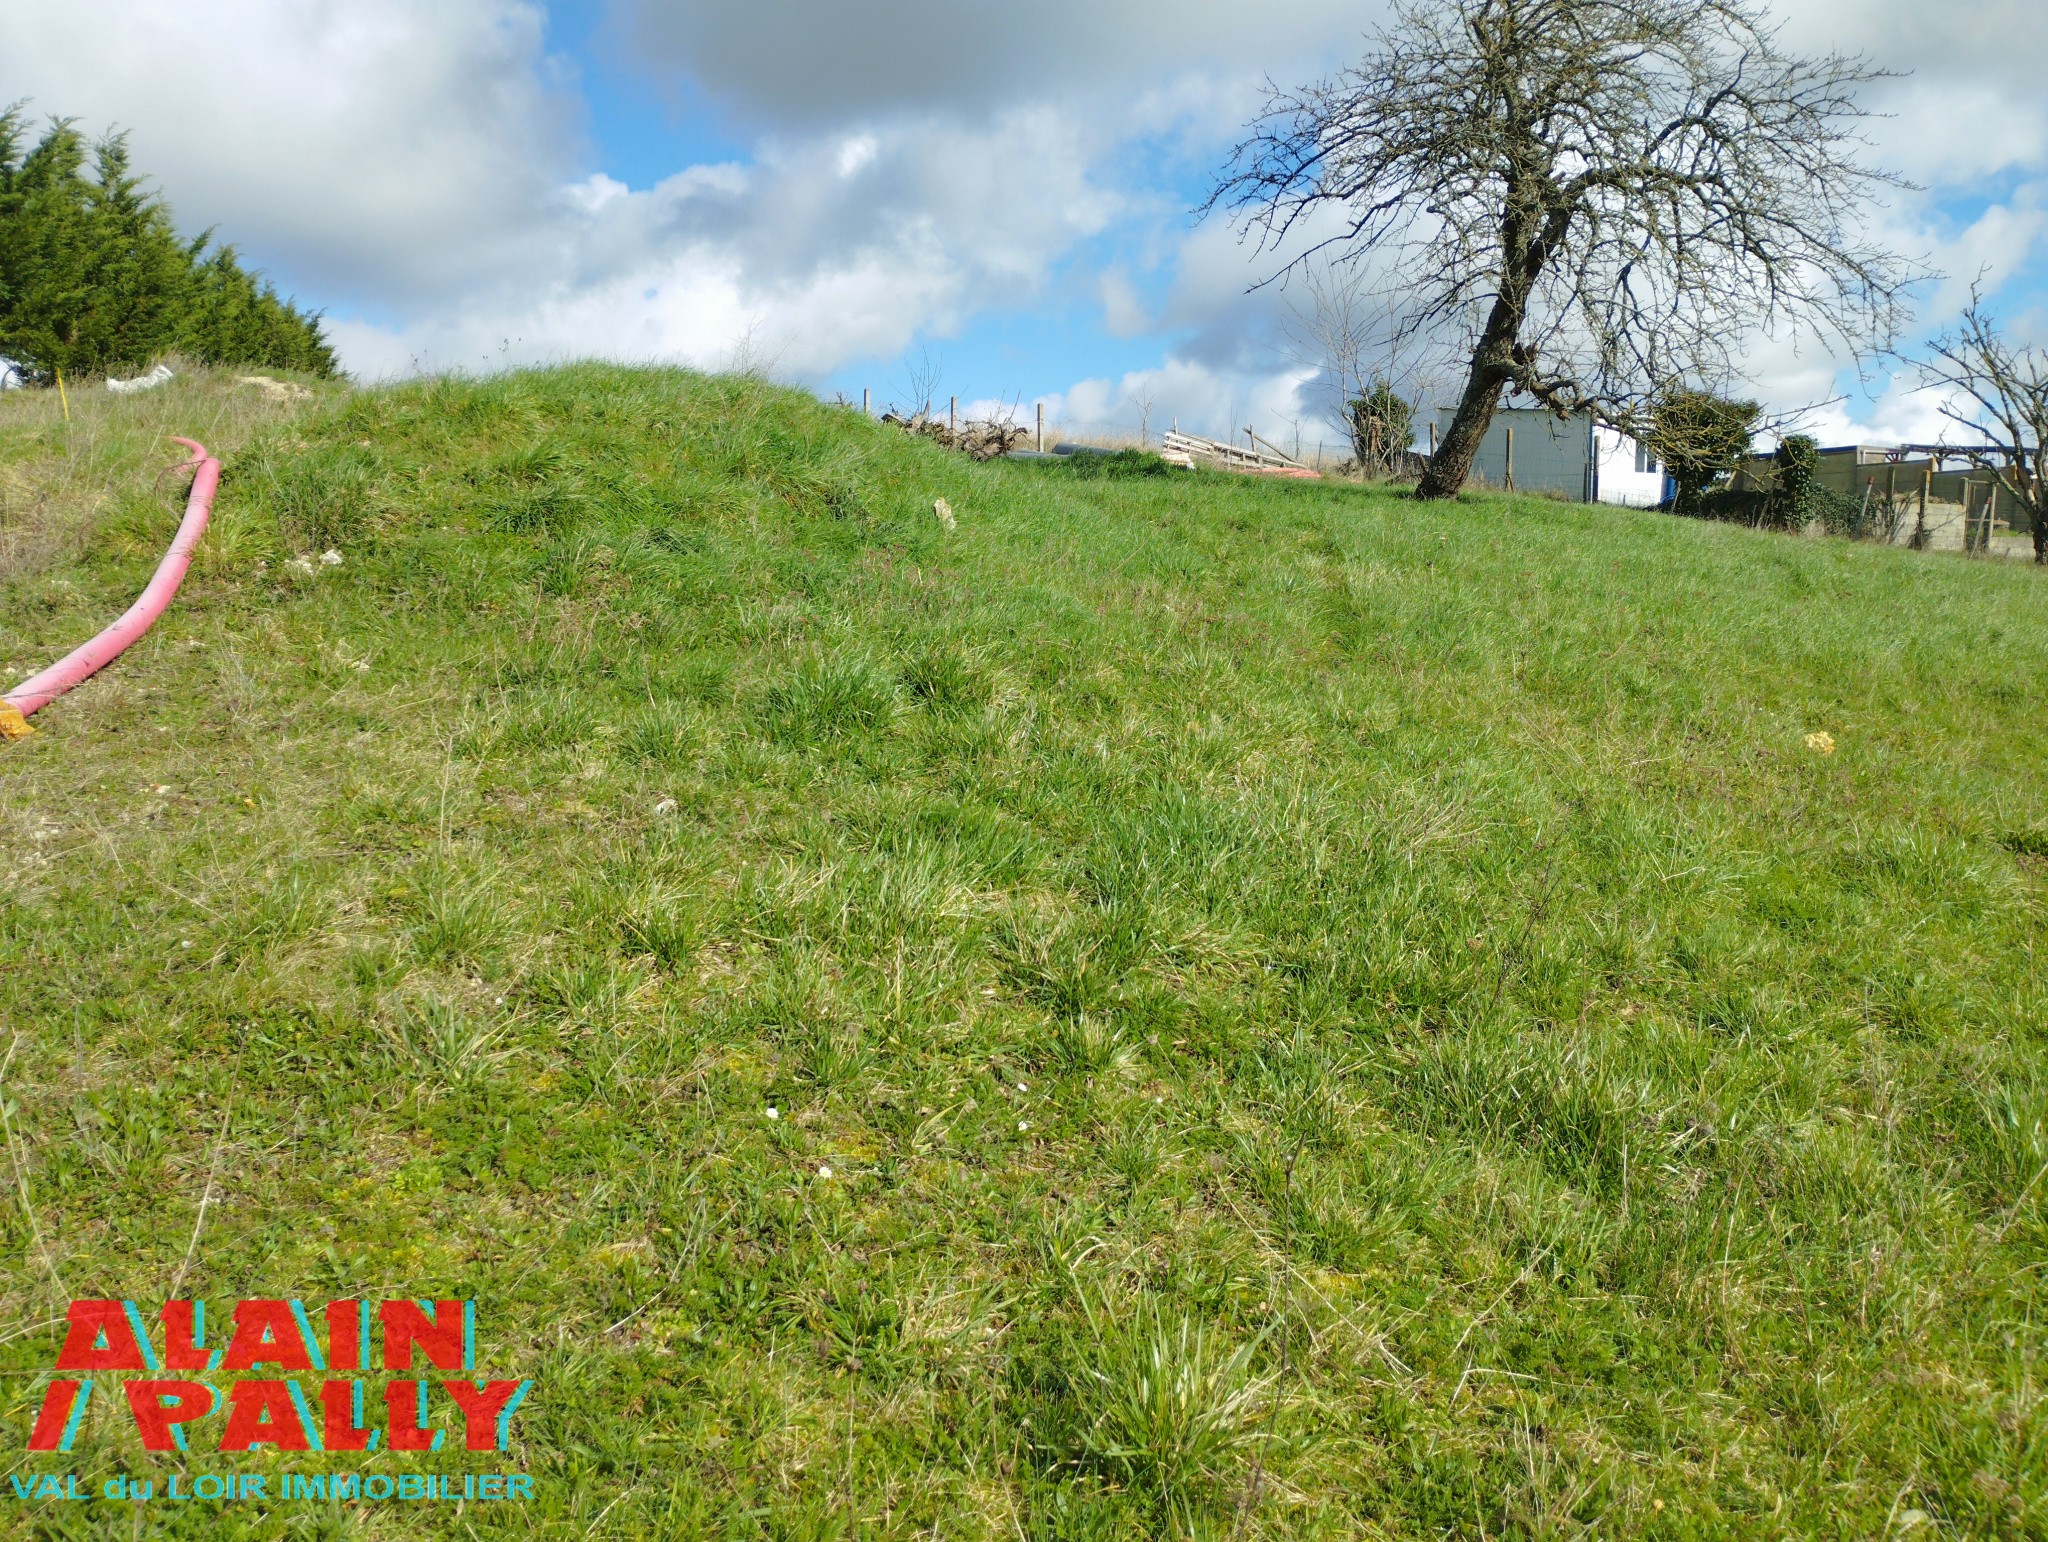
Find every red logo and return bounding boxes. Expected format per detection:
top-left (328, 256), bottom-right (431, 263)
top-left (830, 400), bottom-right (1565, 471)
top-left (29, 1300), bottom-right (530, 1454)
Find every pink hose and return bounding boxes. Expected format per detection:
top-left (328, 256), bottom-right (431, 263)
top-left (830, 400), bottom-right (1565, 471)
top-left (4, 437), bottom-right (219, 721)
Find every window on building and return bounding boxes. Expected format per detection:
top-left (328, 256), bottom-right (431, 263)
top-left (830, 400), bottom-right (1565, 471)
top-left (1634, 441), bottom-right (1660, 476)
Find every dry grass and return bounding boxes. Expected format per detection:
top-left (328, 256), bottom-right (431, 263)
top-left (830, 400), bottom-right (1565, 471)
top-left (0, 361), bottom-right (344, 586)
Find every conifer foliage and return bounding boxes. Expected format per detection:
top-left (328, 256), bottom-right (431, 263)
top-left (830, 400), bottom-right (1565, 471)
top-left (0, 109), bottom-right (337, 383)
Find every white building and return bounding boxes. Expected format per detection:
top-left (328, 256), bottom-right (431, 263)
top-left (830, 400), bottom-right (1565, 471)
top-left (1591, 423), bottom-right (1670, 508)
top-left (1430, 408), bottom-right (1671, 507)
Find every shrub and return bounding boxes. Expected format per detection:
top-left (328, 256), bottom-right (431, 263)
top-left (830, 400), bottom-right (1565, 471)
top-left (1774, 433), bottom-right (1821, 528)
top-left (1348, 379), bottom-right (1415, 477)
top-left (1651, 391), bottom-right (1760, 514)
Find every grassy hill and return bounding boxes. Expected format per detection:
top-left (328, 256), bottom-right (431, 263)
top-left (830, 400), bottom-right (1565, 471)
top-left (2, 365), bottom-right (2045, 1539)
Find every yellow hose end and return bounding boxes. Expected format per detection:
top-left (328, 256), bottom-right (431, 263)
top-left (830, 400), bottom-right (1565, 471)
top-left (0, 703), bottom-right (34, 740)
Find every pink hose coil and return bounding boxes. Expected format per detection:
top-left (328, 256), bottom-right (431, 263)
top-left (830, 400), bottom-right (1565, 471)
top-left (4, 437), bottom-right (219, 718)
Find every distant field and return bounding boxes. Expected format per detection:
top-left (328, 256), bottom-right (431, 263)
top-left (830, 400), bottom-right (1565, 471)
top-left (2, 366), bottom-right (2044, 1539)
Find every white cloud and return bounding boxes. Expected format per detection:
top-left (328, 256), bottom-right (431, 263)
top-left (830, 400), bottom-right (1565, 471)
top-left (0, 0), bottom-right (578, 298)
top-left (1098, 269), bottom-right (1152, 339)
top-left (6, 0), bottom-right (2047, 453)
top-left (331, 105), bottom-right (1124, 379)
top-left (1038, 358), bottom-right (1328, 451)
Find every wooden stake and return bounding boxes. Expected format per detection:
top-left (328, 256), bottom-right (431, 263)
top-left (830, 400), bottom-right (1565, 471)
top-left (1429, 420), bottom-right (1438, 457)
top-left (1036, 403), bottom-right (1044, 452)
top-left (1505, 426), bottom-right (1515, 492)
top-left (862, 387), bottom-right (870, 416)
top-left (949, 396), bottom-right (957, 435)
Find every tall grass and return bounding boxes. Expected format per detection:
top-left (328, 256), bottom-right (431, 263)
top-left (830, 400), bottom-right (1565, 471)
top-left (1, 364), bottom-right (2044, 1538)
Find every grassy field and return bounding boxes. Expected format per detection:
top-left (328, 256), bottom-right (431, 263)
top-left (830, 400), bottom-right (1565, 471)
top-left (1, 365), bottom-right (2045, 1540)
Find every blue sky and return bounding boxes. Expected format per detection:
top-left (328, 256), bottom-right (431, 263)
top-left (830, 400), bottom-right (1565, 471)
top-left (517, 0), bottom-right (1289, 431)
top-left (7, 0), bottom-right (2048, 451)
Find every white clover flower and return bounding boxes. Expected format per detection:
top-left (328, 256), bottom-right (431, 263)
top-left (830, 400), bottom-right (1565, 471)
top-left (765, 1107), bottom-right (779, 1121)
top-left (817, 1165), bottom-right (832, 1179)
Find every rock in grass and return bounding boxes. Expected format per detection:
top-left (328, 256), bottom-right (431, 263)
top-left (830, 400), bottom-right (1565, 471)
top-left (934, 497), bottom-right (956, 531)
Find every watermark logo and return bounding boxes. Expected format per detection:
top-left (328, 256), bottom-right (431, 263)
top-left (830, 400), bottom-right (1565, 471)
top-left (26, 1299), bottom-right (531, 1457)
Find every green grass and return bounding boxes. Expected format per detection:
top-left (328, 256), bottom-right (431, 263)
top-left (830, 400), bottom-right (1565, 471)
top-left (2, 364), bottom-right (2046, 1539)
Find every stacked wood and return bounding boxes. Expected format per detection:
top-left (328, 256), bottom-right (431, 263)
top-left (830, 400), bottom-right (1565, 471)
top-left (881, 409), bottom-right (1032, 462)
top-left (1162, 430), bottom-right (1319, 479)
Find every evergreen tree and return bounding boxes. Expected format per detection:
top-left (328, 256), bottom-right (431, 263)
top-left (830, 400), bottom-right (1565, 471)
top-left (0, 106), bottom-right (336, 382)
top-left (0, 114), bottom-right (96, 382)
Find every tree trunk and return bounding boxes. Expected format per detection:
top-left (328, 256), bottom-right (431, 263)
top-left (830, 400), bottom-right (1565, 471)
top-left (1416, 360), bottom-right (1509, 500)
top-left (1415, 273), bottom-right (1527, 501)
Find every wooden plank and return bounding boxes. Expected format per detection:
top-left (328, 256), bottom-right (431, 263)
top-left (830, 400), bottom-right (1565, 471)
top-left (1247, 430), bottom-right (1304, 468)
top-left (1163, 430), bottom-right (1298, 470)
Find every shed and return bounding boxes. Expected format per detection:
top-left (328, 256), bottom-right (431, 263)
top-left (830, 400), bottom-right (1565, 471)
top-left (1430, 408), bottom-right (1667, 507)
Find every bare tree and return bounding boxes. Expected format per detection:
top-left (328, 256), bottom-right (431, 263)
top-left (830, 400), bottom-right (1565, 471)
top-left (1282, 262), bottom-right (1375, 450)
top-left (1281, 262), bottom-right (1437, 475)
top-left (1209, 0), bottom-right (1920, 501)
top-left (1920, 291), bottom-right (2048, 565)
top-left (898, 346), bottom-right (943, 417)
top-left (1128, 387), bottom-right (1156, 446)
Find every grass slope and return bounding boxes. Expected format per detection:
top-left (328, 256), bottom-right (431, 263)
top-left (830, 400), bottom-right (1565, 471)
top-left (2, 365), bottom-right (2046, 1540)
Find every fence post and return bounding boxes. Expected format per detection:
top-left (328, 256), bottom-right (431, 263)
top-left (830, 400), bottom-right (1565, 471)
top-left (1505, 427), bottom-right (1515, 492)
top-left (950, 396), bottom-right (957, 436)
top-left (1036, 403), bottom-right (1044, 452)
top-left (1428, 420), bottom-right (1438, 458)
top-left (862, 388), bottom-right (870, 417)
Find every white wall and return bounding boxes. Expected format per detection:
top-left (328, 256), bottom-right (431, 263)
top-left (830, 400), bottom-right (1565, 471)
top-left (1594, 426), bottom-right (1666, 508)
